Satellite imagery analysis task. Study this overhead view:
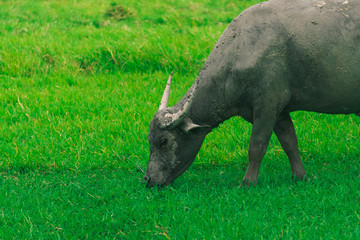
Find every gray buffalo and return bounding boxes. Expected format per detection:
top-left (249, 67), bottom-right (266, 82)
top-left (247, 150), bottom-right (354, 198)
top-left (143, 0), bottom-right (360, 187)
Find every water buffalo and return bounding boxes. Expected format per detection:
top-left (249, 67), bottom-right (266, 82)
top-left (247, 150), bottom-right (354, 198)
top-left (143, 0), bottom-right (360, 187)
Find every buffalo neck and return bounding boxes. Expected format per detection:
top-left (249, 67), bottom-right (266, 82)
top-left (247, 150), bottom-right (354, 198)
top-left (184, 74), bottom-right (241, 130)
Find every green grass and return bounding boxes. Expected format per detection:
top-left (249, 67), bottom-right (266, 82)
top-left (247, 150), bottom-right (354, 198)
top-left (0, 0), bottom-right (359, 239)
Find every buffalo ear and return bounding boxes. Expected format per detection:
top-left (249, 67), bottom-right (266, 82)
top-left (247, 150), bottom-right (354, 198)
top-left (181, 117), bottom-right (210, 134)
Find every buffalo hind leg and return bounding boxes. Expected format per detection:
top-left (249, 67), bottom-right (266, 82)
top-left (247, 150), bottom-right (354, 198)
top-left (274, 114), bottom-right (306, 180)
top-left (357, 113), bottom-right (360, 178)
top-left (240, 112), bottom-right (276, 188)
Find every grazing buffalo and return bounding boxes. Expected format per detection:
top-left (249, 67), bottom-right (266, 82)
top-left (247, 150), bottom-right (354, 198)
top-left (143, 0), bottom-right (360, 187)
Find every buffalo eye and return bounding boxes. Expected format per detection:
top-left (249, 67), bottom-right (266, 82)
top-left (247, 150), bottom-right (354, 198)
top-left (159, 138), bottom-right (168, 146)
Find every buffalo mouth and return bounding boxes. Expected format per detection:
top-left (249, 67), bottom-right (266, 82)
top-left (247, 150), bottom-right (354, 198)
top-left (142, 169), bottom-right (182, 188)
top-left (143, 159), bottom-right (194, 188)
top-left (142, 175), bottom-right (172, 188)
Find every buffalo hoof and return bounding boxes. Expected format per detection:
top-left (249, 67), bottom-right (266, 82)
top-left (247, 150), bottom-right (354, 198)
top-left (292, 174), bottom-right (307, 182)
top-left (239, 177), bottom-right (257, 188)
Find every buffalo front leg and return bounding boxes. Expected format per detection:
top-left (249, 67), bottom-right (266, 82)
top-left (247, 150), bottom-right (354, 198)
top-left (274, 114), bottom-right (306, 180)
top-left (240, 115), bottom-right (276, 188)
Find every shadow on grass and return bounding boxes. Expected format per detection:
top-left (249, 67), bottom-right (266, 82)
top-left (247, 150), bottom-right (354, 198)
top-left (168, 161), bottom-right (298, 191)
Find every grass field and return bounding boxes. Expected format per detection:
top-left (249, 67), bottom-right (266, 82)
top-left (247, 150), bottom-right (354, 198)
top-left (0, 0), bottom-right (359, 239)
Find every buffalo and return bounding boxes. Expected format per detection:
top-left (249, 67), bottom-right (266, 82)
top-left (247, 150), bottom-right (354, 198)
top-left (143, 0), bottom-right (360, 187)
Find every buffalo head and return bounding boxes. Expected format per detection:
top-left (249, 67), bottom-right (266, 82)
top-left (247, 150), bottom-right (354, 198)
top-left (143, 73), bottom-right (209, 188)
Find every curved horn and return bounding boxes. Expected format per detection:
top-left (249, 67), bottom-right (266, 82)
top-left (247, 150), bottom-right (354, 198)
top-left (158, 80), bottom-right (198, 129)
top-left (158, 72), bottom-right (173, 111)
